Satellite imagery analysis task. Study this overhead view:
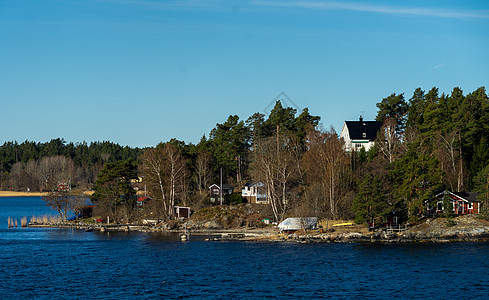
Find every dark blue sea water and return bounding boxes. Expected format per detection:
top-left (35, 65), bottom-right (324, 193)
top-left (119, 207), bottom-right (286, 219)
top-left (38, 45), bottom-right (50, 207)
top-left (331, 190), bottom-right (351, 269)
top-left (2, 197), bottom-right (489, 299)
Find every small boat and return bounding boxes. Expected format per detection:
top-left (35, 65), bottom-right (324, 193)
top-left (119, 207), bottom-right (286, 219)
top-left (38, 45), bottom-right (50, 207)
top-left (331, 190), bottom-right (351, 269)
top-left (85, 227), bottom-right (93, 232)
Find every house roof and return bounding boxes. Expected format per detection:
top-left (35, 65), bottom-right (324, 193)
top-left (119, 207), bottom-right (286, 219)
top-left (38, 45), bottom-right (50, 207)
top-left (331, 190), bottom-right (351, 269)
top-left (453, 191), bottom-right (479, 202)
top-left (344, 118), bottom-right (382, 141)
top-left (243, 181), bottom-right (264, 187)
top-left (137, 196), bottom-right (151, 202)
top-left (435, 190), bottom-right (480, 202)
top-left (209, 183), bottom-right (234, 190)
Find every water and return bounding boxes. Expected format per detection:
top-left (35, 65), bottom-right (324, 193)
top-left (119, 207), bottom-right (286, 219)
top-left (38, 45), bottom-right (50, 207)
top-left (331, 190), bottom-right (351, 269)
top-left (1, 197), bottom-right (489, 299)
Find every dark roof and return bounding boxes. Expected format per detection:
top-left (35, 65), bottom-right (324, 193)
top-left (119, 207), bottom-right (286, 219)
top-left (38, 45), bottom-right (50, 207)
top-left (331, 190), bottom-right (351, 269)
top-left (222, 184), bottom-right (234, 190)
top-left (435, 190), bottom-right (480, 202)
top-left (453, 191), bottom-right (479, 202)
top-left (345, 119), bottom-right (382, 141)
top-left (209, 183), bottom-right (234, 190)
top-left (243, 181), bottom-right (263, 187)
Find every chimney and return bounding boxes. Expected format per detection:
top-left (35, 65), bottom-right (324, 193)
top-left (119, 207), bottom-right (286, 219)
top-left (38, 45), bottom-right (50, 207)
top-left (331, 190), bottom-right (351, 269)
top-left (359, 116), bottom-right (363, 122)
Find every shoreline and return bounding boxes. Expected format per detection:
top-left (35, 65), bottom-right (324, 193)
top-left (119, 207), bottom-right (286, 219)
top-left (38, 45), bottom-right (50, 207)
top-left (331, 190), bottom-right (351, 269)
top-left (25, 221), bottom-right (489, 243)
top-left (0, 191), bottom-right (48, 197)
top-left (0, 191), bottom-right (94, 197)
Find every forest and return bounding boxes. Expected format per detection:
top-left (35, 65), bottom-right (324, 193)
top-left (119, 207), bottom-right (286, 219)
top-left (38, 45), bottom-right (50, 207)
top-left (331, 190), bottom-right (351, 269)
top-left (2, 86), bottom-right (489, 224)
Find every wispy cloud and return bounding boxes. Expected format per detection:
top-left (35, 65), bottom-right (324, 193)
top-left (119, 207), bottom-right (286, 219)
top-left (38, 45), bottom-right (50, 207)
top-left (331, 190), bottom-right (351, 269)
top-left (251, 0), bottom-right (489, 20)
top-left (74, 0), bottom-right (489, 21)
top-left (431, 63), bottom-right (446, 69)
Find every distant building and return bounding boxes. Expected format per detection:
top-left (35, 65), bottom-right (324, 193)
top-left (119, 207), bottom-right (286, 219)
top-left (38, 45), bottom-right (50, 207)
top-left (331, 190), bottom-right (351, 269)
top-left (174, 206), bottom-right (191, 219)
top-left (241, 181), bottom-right (267, 204)
top-left (209, 183), bottom-right (234, 203)
top-left (137, 196), bottom-right (151, 207)
top-left (426, 190), bottom-right (480, 216)
top-left (340, 116), bottom-right (382, 152)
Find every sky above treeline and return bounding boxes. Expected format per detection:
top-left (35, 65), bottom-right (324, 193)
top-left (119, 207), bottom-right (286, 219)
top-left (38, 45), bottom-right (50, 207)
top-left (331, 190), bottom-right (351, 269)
top-left (1, 0), bottom-right (488, 148)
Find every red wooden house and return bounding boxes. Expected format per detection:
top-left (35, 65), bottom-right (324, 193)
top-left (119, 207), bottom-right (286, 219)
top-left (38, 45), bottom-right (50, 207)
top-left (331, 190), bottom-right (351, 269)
top-left (427, 191), bottom-right (480, 215)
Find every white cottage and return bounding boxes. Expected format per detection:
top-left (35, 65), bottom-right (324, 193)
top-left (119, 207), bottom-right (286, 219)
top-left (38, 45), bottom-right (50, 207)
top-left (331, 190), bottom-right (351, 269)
top-left (242, 181), bottom-right (268, 204)
top-left (340, 116), bottom-right (382, 152)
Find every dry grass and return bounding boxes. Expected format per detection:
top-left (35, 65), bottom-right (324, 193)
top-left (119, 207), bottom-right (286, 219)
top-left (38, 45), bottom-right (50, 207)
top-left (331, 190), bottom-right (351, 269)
top-left (1, 190), bottom-right (94, 197)
top-left (318, 219), bottom-right (355, 230)
top-left (318, 219), bottom-right (368, 234)
top-left (30, 215), bottom-right (61, 224)
top-left (0, 191), bottom-right (48, 197)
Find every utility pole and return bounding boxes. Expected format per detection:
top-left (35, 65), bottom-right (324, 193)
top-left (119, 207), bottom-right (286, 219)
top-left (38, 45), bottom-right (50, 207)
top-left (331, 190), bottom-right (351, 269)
top-left (220, 168), bottom-right (223, 206)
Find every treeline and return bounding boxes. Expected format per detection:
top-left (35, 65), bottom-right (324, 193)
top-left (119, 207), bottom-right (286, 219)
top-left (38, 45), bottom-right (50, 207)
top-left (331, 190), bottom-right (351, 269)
top-left (354, 86), bottom-right (489, 223)
top-left (91, 101), bottom-right (330, 223)
top-left (0, 139), bottom-right (140, 191)
top-left (5, 86), bottom-right (489, 225)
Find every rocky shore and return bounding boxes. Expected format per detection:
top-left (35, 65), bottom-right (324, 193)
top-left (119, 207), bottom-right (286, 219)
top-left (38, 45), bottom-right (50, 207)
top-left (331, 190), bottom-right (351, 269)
top-left (27, 215), bottom-right (489, 243)
top-left (263, 215), bottom-right (489, 243)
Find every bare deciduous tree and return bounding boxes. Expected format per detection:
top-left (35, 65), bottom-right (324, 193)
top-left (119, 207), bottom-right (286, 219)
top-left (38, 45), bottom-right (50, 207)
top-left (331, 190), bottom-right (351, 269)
top-left (378, 117), bottom-right (402, 164)
top-left (251, 135), bottom-right (297, 222)
top-left (140, 144), bottom-right (188, 220)
top-left (38, 155), bottom-right (75, 190)
top-left (303, 128), bottom-right (350, 220)
top-left (436, 130), bottom-right (466, 192)
top-left (194, 151), bottom-right (211, 192)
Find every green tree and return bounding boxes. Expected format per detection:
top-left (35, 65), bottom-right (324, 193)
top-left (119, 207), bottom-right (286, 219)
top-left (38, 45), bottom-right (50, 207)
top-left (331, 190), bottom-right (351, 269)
top-left (209, 115), bottom-right (251, 184)
top-left (263, 100), bottom-right (297, 137)
top-left (352, 175), bottom-right (388, 224)
top-left (91, 159), bottom-right (138, 223)
top-left (393, 141), bottom-right (444, 222)
top-left (376, 93), bottom-right (408, 134)
top-left (294, 108), bottom-right (321, 146)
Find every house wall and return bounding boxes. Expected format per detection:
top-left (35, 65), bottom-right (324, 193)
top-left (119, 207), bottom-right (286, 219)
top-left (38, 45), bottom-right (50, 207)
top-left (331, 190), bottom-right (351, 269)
top-left (351, 140), bottom-right (375, 152)
top-left (432, 195), bottom-right (480, 215)
top-left (340, 122), bottom-right (376, 152)
top-left (242, 184), bottom-right (268, 204)
top-left (340, 123), bottom-right (351, 151)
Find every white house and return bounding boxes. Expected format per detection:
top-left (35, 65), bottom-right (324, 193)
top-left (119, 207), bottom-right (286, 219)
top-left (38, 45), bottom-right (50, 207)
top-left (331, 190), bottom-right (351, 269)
top-left (242, 181), bottom-right (268, 204)
top-left (340, 116), bottom-right (382, 152)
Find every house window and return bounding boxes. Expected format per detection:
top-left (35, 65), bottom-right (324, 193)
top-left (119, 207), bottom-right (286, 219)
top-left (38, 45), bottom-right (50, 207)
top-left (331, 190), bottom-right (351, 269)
top-left (362, 132), bottom-right (367, 138)
top-left (468, 202), bottom-right (473, 210)
top-left (437, 202), bottom-right (443, 212)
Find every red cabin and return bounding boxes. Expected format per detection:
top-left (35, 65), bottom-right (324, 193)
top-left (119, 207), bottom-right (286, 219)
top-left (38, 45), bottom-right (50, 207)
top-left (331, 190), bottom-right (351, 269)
top-left (427, 191), bottom-right (480, 216)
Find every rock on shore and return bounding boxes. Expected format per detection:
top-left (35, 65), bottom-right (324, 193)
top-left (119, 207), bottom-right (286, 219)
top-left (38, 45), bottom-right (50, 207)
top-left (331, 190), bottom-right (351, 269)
top-left (274, 215), bottom-right (489, 243)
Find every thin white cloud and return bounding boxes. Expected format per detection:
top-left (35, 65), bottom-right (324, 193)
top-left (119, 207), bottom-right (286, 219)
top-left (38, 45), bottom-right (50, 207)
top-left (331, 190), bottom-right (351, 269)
top-left (432, 63), bottom-right (446, 69)
top-left (251, 0), bottom-right (489, 20)
top-left (70, 0), bottom-right (489, 20)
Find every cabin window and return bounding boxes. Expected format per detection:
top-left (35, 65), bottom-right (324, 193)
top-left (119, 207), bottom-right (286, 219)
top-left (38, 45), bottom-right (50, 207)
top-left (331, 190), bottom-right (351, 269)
top-left (468, 202), bottom-right (473, 210)
top-left (437, 202), bottom-right (443, 211)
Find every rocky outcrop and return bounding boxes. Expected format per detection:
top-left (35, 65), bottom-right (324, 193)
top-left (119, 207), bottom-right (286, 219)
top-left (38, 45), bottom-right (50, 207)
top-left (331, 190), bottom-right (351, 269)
top-left (270, 216), bottom-right (489, 243)
top-left (185, 204), bottom-right (268, 230)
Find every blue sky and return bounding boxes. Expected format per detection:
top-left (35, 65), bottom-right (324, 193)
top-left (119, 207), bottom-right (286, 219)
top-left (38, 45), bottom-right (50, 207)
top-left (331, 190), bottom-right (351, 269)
top-left (1, 0), bottom-right (488, 148)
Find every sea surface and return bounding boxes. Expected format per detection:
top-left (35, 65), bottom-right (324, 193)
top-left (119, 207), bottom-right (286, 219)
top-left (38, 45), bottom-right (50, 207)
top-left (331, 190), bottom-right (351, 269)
top-left (1, 197), bottom-right (489, 299)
